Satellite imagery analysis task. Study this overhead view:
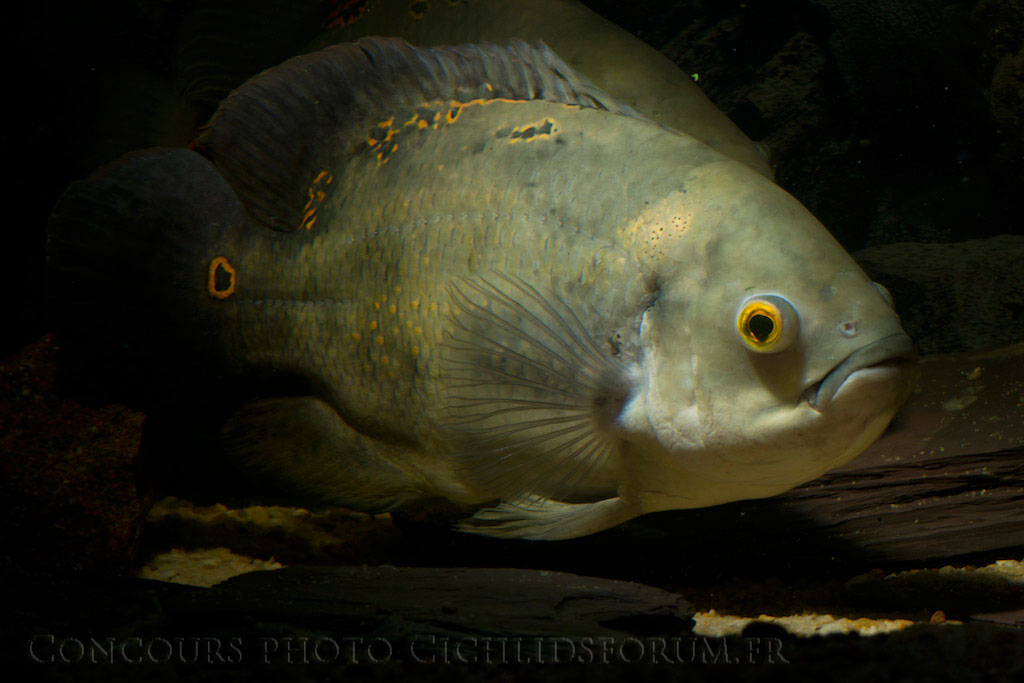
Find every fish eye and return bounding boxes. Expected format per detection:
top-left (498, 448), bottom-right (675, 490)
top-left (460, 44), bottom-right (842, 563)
top-left (736, 295), bottom-right (799, 353)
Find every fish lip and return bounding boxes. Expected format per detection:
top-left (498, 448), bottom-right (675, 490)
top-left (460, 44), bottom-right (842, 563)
top-left (804, 333), bottom-right (917, 412)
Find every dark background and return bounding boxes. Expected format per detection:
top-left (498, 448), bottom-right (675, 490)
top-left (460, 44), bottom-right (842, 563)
top-left (4, 0), bottom-right (1022, 359)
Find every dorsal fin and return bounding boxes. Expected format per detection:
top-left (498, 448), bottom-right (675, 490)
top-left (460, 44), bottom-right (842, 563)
top-left (193, 36), bottom-right (648, 232)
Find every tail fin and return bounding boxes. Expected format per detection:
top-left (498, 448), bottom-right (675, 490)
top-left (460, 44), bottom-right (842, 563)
top-left (46, 147), bottom-right (250, 402)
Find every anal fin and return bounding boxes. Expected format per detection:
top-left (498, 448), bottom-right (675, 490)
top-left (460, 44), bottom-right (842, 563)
top-left (457, 495), bottom-right (635, 540)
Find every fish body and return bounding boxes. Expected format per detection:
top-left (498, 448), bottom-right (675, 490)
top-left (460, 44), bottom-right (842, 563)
top-left (47, 39), bottom-right (916, 539)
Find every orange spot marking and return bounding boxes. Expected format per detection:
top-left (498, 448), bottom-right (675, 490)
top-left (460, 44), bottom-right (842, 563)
top-left (351, 332), bottom-right (361, 342)
top-left (324, 0), bottom-right (369, 29)
top-left (207, 256), bottom-right (236, 299)
top-left (450, 97), bottom-right (527, 111)
top-left (300, 170), bottom-right (333, 230)
top-left (375, 335), bottom-right (384, 345)
top-left (388, 304), bottom-right (397, 314)
top-left (369, 320), bottom-right (378, 331)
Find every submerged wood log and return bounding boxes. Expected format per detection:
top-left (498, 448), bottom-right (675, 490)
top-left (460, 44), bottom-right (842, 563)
top-left (757, 446), bottom-right (1024, 562)
top-left (779, 342), bottom-right (1024, 561)
top-left (165, 566), bottom-right (695, 646)
top-left (627, 343), bottom-right (1024, 565)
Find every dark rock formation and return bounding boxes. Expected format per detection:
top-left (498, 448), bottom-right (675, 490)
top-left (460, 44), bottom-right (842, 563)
top-left (855, 235), bottom-right (1024, 354)
top-left (0, 334), bottom-right (151, 576)
top-left (170, 565), bottom-right (696, 645)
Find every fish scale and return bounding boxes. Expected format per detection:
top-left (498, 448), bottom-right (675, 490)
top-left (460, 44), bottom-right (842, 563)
top-left (206, 99), bottom-right (666, 442)
top-left (47, 38), bottom-right (917, 539)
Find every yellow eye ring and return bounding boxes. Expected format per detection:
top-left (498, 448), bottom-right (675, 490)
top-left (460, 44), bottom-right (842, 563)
top-left (736, 295), bottom-right (799, 353)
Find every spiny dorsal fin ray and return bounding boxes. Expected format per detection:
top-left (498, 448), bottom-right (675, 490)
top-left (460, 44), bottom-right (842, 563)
top-left (194, 36), bottom-right (648, 232)
top-left (441, 273), bottom-right (633, 504)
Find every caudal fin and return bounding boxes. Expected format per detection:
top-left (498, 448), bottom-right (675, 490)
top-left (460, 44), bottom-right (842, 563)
top-left (46, 147), bottom-right (250, 400)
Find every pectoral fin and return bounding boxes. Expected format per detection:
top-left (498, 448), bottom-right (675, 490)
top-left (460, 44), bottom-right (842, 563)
top-left (441, 273), bottom-right (633, 504)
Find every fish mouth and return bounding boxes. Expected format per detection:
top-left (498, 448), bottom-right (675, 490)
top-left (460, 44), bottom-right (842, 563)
top-left (804, 333), bottom-right (917, 412)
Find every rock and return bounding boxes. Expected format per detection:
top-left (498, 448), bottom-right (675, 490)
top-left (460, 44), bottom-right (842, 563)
top-left (166, 565), bottom-right (696, 648)
top-left (0, 334), bottom-right (150, 576)
top-left (853, 234), bottom-right (1024, 353)
top-left (140, 497), bottom-right (404, 567)
top-left (647, 0), bottom-right (1024, 252)
top-left (7, 569), bottom-right (1022, 677)
top-left (974, 0), bottom-right (1024, 169)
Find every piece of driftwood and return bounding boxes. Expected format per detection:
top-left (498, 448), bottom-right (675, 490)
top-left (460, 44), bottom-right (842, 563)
top-left (769, 343), bottom-right (1024, 561)
top-left (168, 565), bottom-right (693, 638)
top-left (971, 609), bottom-right (1024, 627)
top-left (622, 344), bottom-right (1024, 565)
top-left (759, 446), bottom-right (1024, 562)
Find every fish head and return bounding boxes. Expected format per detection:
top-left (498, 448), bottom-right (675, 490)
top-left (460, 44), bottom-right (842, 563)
top-left (620, 160), bottom-right (918, 508)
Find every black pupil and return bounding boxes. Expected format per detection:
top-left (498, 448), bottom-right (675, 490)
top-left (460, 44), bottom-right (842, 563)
top-left (749, 314), bottom-right (775, 342)
top-left (214, 262), bottom-right (233, 291)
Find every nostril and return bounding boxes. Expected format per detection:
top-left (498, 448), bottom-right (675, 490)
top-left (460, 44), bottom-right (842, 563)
top-left (839, 320), bottom-right (860, 337)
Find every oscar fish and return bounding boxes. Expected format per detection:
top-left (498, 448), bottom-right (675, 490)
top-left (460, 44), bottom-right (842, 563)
top-left (47, 38), bottom-right (917, 539)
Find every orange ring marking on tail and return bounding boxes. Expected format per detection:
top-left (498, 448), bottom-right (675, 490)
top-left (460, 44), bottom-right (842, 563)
top-left (208, 256), bottom-right (237, 299)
